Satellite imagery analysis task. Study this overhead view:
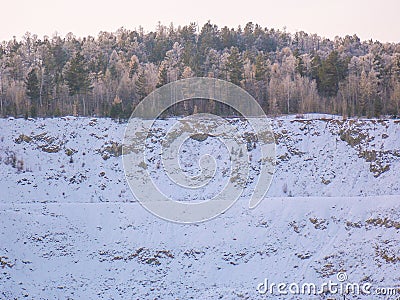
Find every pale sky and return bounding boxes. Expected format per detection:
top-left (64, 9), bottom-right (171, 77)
top-left (1, 0), bottom-right (399, 42)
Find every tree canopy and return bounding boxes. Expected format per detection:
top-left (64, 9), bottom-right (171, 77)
top-left (0, 23), bottom-right (399, 118)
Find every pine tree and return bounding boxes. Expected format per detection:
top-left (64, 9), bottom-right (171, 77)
top-left (310, 53), bottom-right (322, 87)
top-left (64, 52), bottom-right (92, 115)
top-left (64, 52), bottom-right (91, 96)
top-left (26, 68), bottom-right (40, 117)
top-left (157, 61), bottom-right (168, 88)
top-left (293, 49), bottom-right (305, 76)
top-left (254, 53), bottom-right (268, 81)
top-left (316, 51), bottom-right (347, 97)
top-left (110, 95), bottom-right (123, 119)
top-left (136, 69), bottom-right (147, 100)
top-left (226, 47), bottom-right (243, 85)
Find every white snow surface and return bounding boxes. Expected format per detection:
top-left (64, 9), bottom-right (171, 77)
top-left (1, 115), bottom-right (400, 299)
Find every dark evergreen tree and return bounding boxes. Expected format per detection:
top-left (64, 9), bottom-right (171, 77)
top-left (293, 49), bottom-right (305, 76)
top-left (64, 52), bottom-right (92, 115)
top-left (226, 47), bottom-right (243, 85)
top-left (136, 69), bottom-right (147, 100)
top-left (254, 52), bottom-right (269, 81)
top-left (64, 52), bottom-right (91, 96)
top-left (26, 68), bottom-right (40, 117)
top-left (314, 51), bottom-right (347, 97)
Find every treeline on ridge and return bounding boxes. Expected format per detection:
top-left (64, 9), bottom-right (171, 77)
top-left (1, 22), bottom-right (400, 118)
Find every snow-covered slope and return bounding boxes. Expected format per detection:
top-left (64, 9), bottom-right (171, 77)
top-left (1, 115), bottom-right (400, 202)
top-left (1, 116), bottom-right (400, 299)
top-left (1, 197), bottom-right (400, 299)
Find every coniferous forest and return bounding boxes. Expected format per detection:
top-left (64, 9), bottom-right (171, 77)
top-left (1, 22), bottom-right (400, 119)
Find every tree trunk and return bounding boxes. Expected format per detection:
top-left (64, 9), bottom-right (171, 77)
top-left (82, 94), bottom-right (86, 116)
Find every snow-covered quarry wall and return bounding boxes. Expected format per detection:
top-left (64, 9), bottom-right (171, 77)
top-left (1, 115), bottom-right (400, 299)
top-left (1, 115), bottom-right (400, 203)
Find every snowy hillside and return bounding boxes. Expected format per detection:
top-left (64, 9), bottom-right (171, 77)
top-left (1, 115), bottom-right (400, 202)
top-left (1, 197), bottom-right (400, 299)
top-left (1, 115), bottom-right (400, 299)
